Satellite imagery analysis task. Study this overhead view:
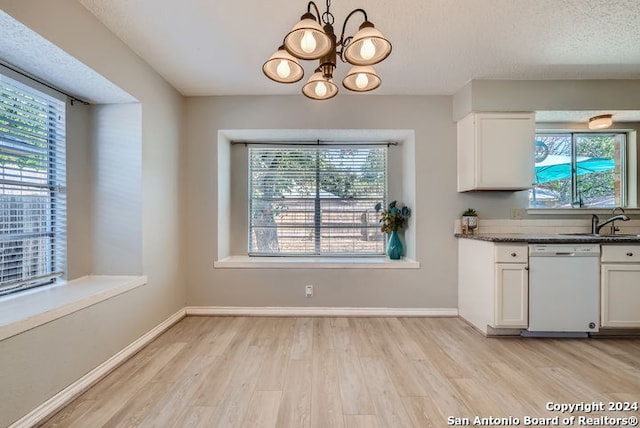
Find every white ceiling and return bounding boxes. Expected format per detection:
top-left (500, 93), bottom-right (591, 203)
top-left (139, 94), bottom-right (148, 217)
top-left (77, 0), bottom-right (640, 98)
top-left (0, 10), bottom-right (135, 104)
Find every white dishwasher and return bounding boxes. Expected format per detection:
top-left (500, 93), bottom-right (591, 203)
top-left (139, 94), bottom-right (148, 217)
top-left (526, 244), bottom-right (600, 337)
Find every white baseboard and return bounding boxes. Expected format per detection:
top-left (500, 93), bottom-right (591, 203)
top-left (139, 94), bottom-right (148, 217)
top-left (185, 306), bottom-right (458, 317)
top-left (9, 308), bottom-right (186, 428)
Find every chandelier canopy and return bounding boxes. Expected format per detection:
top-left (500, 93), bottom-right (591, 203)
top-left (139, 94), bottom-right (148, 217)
top-left (263, 0), bottom-right (392, 100)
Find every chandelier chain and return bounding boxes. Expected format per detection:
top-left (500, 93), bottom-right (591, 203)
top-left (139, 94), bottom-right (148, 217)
top-left (322, 0), bottom-right (334, 26)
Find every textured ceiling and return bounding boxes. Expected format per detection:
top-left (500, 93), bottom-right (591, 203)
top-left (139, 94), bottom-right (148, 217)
top-left (77, 0), bottom-right (640, 97)
top-left (0, 11), bottom-right (135, 104)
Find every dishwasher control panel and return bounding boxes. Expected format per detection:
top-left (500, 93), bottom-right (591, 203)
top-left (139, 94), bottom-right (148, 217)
top-left (529, 244), bottom-right (600, 257)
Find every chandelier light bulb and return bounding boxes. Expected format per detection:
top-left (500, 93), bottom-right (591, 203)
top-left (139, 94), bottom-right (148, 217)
top-left (303, 70), bottom-right (338, 100)
top-left (263, 46), bottom-right (304, 83)
top-left (344, 22), bottom-right (392, 66)
top-left (355, 73), bottom-right (369, 89)
top-left (342, 65), bottom-right (381, 92)
top-left (315, 81), bottom-right (328, 97)
top-left (360, 39), bottom-right (376, 61)
top-left (276, 60), bottom-right (291, 78)
top-left (300, 30), bottom-right (317, 54)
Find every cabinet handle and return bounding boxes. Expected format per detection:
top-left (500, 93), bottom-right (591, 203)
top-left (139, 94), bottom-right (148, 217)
top-left (524, 266), bottom-right (529, 271)
top-left (627, 252), bottom-right (634, 257)
top-left (511, 252), bottom-right (517, 257)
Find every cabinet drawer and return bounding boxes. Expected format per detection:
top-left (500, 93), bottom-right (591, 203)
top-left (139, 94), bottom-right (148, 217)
top-left (495, 244), bottom-right (528, 263)
top-left (601, 245), bottom-right (640, 263)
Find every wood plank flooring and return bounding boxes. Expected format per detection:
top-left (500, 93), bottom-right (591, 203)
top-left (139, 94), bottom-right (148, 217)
top-left (41, 317), bottom-right (640, 427)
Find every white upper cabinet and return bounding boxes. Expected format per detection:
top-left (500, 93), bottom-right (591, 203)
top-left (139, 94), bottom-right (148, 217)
top-left (457, 112), bottom-right (535, 191)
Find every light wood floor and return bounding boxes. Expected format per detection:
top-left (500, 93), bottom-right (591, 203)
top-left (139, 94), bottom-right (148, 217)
top-left (42, 317), bottom-right (640, 427)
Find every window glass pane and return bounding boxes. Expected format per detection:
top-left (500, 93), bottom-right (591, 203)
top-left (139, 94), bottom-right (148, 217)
top-left (249, 146), bottom-right (386, 256)
top-left (531, 134), bottom-right (572, 208)
top-left (575, 134), bottom-right (622, 208)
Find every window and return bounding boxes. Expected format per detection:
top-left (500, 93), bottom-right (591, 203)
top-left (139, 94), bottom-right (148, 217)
top-left (0, 73), bottom-right (66, 296)
top-left (531, 132), bottom-right (626, 208)
top-left (248, 145), bottom-right (386, 256)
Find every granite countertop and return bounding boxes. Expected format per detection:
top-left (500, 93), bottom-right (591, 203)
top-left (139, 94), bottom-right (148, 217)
top-left (455, 233), bottom-right (640, 243)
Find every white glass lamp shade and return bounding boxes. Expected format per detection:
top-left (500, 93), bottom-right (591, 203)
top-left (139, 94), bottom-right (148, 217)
top-left (284, 14), bottom-right (333, 60)
top-left (342, 65), bottom-right (381, 92)
top-left (302, 71), bottom-right (338, 100)
top-left (588, 114), bottom-right (613, 130)
top-left (263, 47), bottom-right (304, 83)
top-left (343, 22), bottom-right (392, 66)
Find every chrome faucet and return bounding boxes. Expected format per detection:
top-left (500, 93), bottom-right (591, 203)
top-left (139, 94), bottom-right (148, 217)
top-left (591, 213), bottom-right (631, 234)
top-left (610, 207), bottom-right (626, 234)
top-left (612, 207), bottom-right (626, 215)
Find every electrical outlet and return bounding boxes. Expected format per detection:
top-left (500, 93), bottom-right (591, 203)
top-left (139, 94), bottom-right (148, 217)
top-left (305, 285), bottom-right (313, 298)
top-left (511, 208), bottom-right (524, 219)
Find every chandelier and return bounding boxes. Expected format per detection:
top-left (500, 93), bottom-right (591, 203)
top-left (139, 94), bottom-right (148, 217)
top-left (262, 0), bottom-right (392, 100)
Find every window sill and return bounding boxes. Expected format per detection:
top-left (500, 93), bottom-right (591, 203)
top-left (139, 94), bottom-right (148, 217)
top-left (0, 275), bottom-right (147, 341)
top-left (214, 256), bottom-right (420, 269)
top-left (528, 208), bottom-right (640, 215)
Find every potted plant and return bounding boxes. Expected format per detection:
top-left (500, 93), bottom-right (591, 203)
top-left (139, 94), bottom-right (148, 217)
top-left (461, 208), bottom-right (478, 233)
top-left (375, 201), bottom-right (411, 259)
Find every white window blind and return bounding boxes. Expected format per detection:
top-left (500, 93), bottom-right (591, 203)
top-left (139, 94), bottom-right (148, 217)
top-left (249, 145), bottom-right (386, 256)
top-left (0, 72), bottom-right (66, 296)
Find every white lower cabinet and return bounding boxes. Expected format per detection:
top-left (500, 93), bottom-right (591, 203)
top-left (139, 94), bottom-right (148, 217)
top-left (459, 239), bottom-right (528, 334)
top-left (495, 263), bottom-right (528, 327)
top-left (601, 245), bottom-right (640, 328)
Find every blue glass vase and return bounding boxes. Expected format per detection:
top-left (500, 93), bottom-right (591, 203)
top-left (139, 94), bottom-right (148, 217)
top-left (387, 230), bottom-right (403, 260)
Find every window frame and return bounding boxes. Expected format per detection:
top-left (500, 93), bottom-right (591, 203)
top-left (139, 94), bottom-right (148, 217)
top-left (0, 71), bottom-right (67, 296)
top-left (531, 131), bottom-right (628, 209)
top-left (247, 144), bottom-right (388, 257)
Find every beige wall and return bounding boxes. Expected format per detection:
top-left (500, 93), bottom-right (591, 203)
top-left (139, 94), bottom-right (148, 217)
top-left (0, 1), bottom-right (185, 426)
top-left (453, 80), bottom-right (640, 121)
top-left (92, 103), bottom-right (143, 275)
top-left (66, 100), bottom-right (94, 279)
top-left (183, 95), bottom-right (523, 309)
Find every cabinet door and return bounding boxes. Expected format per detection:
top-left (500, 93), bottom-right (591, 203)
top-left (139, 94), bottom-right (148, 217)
top-left (456, 113), bottom-right (476, 191)
top-left (601, 264), bottom-right (640, 328)
top-left (476, 114), bottom-right (535, 190)
top-left (493, 263), bottom-right (528, 328)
